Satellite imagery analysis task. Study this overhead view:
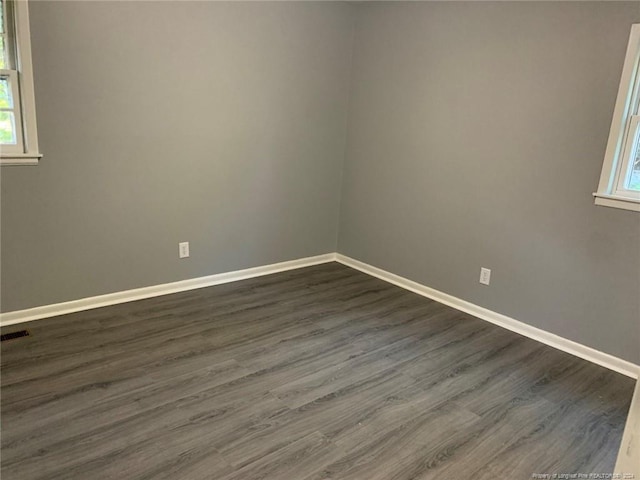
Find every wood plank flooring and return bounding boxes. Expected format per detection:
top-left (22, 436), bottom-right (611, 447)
top-left (0, 262), bottom-right (635, 479)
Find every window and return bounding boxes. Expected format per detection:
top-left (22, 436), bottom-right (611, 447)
top-left (0, 0), bottom-right (40, 165)
top-left (594, 24), bottom-right (640, 212)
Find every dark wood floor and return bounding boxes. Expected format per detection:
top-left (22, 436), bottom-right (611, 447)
top-left (0, 263), bottom-right (635, 479)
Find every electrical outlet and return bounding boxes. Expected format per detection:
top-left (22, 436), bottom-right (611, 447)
top-left (179, 242), bottom-right (190, 259)
top-left (479, 267), bottom-right (491, 286)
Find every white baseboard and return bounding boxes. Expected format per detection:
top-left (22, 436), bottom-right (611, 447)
top-left (2, 251), bottom-right (637, 379)
top-left (336, 254), bottom-right (640, 379)
top-left (0, 253), bottom-right (337, 327)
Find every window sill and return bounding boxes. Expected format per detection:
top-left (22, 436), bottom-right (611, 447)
top-left (593, 193), bottom-right (640, 212)
top-left (0, 153), bottom-right (43, 166)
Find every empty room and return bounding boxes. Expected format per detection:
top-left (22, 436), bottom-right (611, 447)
top-left (1, 0), bottom-right (639, 478)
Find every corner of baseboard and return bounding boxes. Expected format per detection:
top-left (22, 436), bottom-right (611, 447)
top-left (0, 253), bottom-right (338, 328)
top-left (335, 253), bottom-right (639, 379)
top-left (3, 251), bottom-right (637, 380)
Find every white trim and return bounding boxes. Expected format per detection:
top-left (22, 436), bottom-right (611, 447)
top-left (1, 0), bottom-right (41, 165)
top-left (593, 193), bottom-right (640, 212)
top-left (2, 250), bottom-right (637, 379)
top-left (0, 253), bottom-right (337, 327)
top-left (13, 0), bottom-right (39, 157)
top-left (0, 151), bottom-right (41, 165)
top-left (595, 24), bottom-right (640, 209)
top-left (614, 114), bottom-right (640, 196)
top-left (0, 69), bottom-right (24, 153)
top-left (336, 254), bottom-right (640, 379)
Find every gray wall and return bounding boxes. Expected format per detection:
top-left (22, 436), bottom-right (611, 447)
top-left (338, 1), bottom-right (640, 363)
top-left (2, 1), bottom-right (638, 365)
top-left (1, 1), bottom-right (354, 311)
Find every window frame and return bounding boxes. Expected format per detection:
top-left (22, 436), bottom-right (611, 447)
top-left (0, 0), bottom-right (41, 166)
top-left (0, 69), bottom-right (25, 153)
top-left (594, 24), bottom-right (640, 212)
top-left (614, 114), bottom-right (640, 193)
